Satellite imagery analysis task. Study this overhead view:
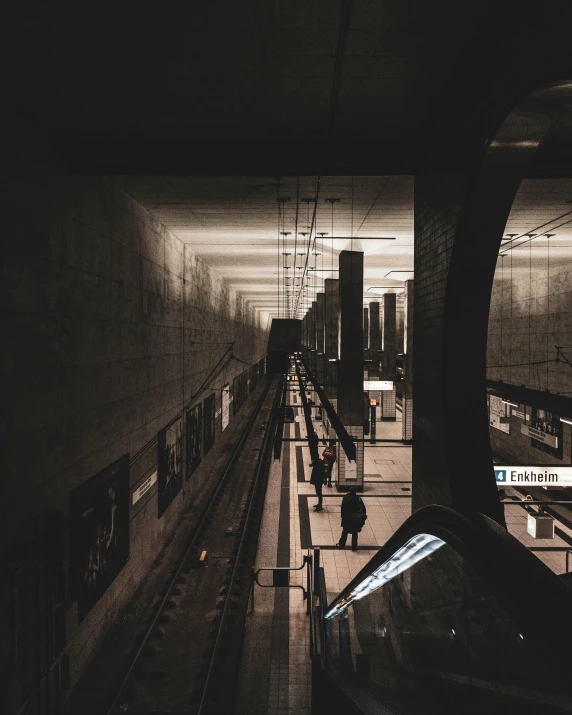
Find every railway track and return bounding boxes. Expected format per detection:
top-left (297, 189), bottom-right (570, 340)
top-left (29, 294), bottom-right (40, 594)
top-left (104, 375), bottom-right (282, 715)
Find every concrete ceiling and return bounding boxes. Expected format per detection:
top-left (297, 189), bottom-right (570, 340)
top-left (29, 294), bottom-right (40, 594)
top-left (11, 3), bottom-right (572, 322)
top-left (499, 178), bottom-right (572, 274)
top-left (119, 175), bottom-right (414, 321)
top-left (14, 1), bottom-right (490, 173)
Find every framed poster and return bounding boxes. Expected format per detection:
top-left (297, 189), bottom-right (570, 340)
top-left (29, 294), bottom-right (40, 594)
top-left (158, 416), bottom-right (184, 517)
top-left (221, 384), bottom-right (230, 431)
top-left (69, 455), bottom-right (130, 622)
top-left (186, 404), bottom-right (202, 479)
top-left (233, 374), bottom-right (240, 415)
top-left (529, 408), bottom-right (563, 460)
top-left (489, 395), bottom-right (510, 434)
top-left (204, 393), bottom-right (215, 454)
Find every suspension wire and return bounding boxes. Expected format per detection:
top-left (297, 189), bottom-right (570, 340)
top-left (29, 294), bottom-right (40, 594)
top-left (293, 177), bottom-right (300, 317)
top-left (547, 232), bottom-right (550, 388)
top-left (351, 175), bottom-right (354, 253)
top-left (277, 200), bottom-right (281, 319)
top-left (510, 247), bottom-right (513, 385)
top-left (500, 254), bottom-right (504, 373)
top-left (500, 213), bottom-right (572, 253)
top-left (331, 198), bottom-right (335, 280)
top-left (294, 176), bottom-right (322, 316)
top-left (529, 240), bottom-right (533, 389)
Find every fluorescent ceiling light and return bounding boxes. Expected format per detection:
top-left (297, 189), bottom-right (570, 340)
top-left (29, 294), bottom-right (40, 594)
top-left (325, 533), bottom-right (445, 619)
top-left (502, 399), bottom-right (519, 407)
top-left (384, 271), bottom-right (414, 280)
top-left (560, 416), bottom-right (572, 425)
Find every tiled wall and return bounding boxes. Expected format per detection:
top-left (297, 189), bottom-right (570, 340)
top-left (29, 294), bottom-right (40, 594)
top-left (487, 262), bottom-right (572, 463)
top-left (488, 264), bottom-right (572, 394)
top-left (2, 167), bottom-right (268, 710)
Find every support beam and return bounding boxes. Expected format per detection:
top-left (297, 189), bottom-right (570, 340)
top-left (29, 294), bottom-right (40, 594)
top-left (295, 362), bottom-right (319, 460)
top-left (316, 292), bottom-right (325, 389)
top-left (299, 358), bottom-right (356, 462)
top-left (273, 375), bottom-right (288, 459)
top-left (402, 280), bottom-right (414, 441)
top-left (324, 278), bottom-right (339, 403)
top-left (338, 250), bottom-right (364, 490)
top-left (381, 293), bottom-right (397, 420)
top-left (368, 301), bottom-right (381, 379)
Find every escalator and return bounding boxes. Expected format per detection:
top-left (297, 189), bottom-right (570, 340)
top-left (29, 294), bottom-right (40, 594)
top-left (310, 505), bottom-right (572, 714)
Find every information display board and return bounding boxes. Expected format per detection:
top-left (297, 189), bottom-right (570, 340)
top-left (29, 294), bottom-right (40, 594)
top-left (364, 380), bottom-right (394, 390)
top-left (489, 394), bottom-right (510, 434)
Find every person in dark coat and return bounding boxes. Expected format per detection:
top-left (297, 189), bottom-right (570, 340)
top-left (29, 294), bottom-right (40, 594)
top-left (337, 486), bottom-right (367, 551)
top-left (309, 458), bottom-right (326, 512)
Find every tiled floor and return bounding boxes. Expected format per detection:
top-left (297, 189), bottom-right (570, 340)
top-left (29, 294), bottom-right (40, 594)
top-left (299, 411), bottom-right (412, 599)
top-left (237, 391), bottom-right (413, 714)
top-left (239, 389), bottom-right (572, 714)
top-left (503, 486), bottom-right (572, 575)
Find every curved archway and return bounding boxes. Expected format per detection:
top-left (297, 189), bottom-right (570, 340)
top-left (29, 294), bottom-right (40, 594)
top-left (445, 82), bottom-right (572, 521)
top-left (414, 79), bottom-right (572, 524)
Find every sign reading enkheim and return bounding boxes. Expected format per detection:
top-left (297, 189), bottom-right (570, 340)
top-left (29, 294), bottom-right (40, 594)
top-left (495, 466), bottom-right (572, 486)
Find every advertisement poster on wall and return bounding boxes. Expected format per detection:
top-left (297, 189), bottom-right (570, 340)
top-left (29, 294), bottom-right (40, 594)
top-left (158, 417), bottom-right (184, 517)
top-left (186, 404), bottom-right (202, 479)
top-left (204, 394), bottom-right (216, 454)
top-left (221, 384), bottom-right (230, 431)
top-left (489, 394), bottom-right (510, 434)
top-left (69, 455), bottom-right (130, 622)
top-left (528, 408), bottom-right (563, 460)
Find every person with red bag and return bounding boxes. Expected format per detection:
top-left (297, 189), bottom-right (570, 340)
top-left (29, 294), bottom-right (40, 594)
top-left (321, 440), bottom-right (337, 488)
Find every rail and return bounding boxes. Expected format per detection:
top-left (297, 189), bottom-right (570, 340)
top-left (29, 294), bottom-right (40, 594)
top-left (105, 375), bottom-right (278, 715)
top-left (197, 374), bottom-right (282, 714)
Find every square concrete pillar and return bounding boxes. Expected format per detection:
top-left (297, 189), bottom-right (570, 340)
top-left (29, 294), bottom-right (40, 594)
top-left (368, 301), bottom-right (381, 379)
top-left (324, 278), bottom-right (339, 402)
top-left (316, 292), bottom-right (325, 388)
top-left (338, 250), bottom-right (364, 491)
top-left (402, 280), bottom-right (414, 441)
top-left (381, 294), bottom-right (397, 420)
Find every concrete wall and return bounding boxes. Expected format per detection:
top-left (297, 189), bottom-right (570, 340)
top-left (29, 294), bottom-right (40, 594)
top-left (488, 262), bottom-right (572, 463)
top-left (413, 11), bottom-right (572, 521)
top-left (2, 167), bottom-right (268, 712)
top-left (488, 263), bottom-right (572, 394)
top-left (396, 300), bottom-right (405, 355)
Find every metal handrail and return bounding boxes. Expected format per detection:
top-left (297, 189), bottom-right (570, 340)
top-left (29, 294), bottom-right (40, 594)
top-left (527, 546), bottom-right (572, 573)
top-left (503, 500), bottom-right (572, 505)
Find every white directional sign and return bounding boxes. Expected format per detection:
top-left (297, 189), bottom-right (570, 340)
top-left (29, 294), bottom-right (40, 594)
top-left (364, 381), bottom-right (394, 391)
top-left (520, 423), bottom-right (559, 448)
top-left (495, 466), bottom-right (572, 486)
top-left (132, 471), bottom-right (157, 505)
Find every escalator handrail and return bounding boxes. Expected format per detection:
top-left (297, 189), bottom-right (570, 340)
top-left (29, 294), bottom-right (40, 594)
top-left (325, 504), bottom-right (572, 678)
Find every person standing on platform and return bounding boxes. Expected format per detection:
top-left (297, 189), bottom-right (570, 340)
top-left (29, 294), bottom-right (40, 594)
top-left (310, 458), bottom-right (326, 512)
top-left (337, 486), bottom-right (367, 551)
top-left (322, 441), bottom-right (337, 487)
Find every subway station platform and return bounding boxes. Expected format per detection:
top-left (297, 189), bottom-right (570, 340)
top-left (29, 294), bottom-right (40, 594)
top-left (235, 388), bottom-right (412, 715)
top-left (236, 381), bottom-right (572, 715)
